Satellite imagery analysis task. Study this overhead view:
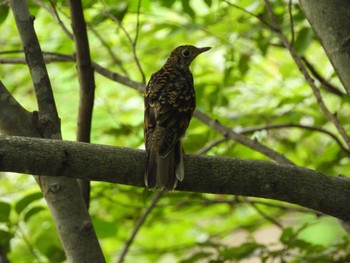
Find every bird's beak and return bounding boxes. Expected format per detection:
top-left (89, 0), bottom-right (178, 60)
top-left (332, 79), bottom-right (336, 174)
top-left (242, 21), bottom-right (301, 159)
top-left (198, 47), bottom-right (211, 53)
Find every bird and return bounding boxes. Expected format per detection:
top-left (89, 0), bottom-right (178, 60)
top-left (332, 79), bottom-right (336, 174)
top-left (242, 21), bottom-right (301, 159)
top-left (144, 45), bottom-right (211, 191)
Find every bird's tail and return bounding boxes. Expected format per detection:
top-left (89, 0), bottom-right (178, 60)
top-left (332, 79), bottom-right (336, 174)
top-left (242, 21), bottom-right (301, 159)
top-left (144, 142), bottom-right (184, 191)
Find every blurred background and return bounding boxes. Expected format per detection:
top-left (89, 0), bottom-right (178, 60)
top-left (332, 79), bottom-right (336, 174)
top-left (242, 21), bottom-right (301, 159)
top-left (0, 0), bottom-right (349, 262)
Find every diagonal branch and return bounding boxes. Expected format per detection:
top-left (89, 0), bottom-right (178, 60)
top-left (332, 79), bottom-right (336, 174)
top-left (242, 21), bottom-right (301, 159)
top-left (116, 192), bottom-right (163, 263)
top-left (0, 81), bottom-right (38, 136)
top-left (193, 110), bottom-right (295, 165)
top-left (263, 0), bottom-right (350, 149)
top-left (302, 57), bottom-right (345, 97)
top-left (10, 0), bottom-right (60, 138)
top-left (240, 123), bottom-right (350, 155)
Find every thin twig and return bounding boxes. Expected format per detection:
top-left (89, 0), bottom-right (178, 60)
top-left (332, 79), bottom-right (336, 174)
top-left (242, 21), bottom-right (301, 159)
top-left (33, 0), bottom-right (73, 39)
top-left (302, 56), bottom-right (345, 97)
top-left (193, 110), bottom-right (295, 165)
top-left (288, 0), bottom-right (295, 45)
top-left (250, 201), bottom-right (283, 228)
top-left (195, 137), bottom-right (227, 155)
top-left (102, 1), bottom-right (146, 83)
top-left (88, 25), bottom-right (129, 76)
top-left (134, 0), bottom-right (145, 83)
top-left (117, 191), bottom-right (163, 263)
top-left (263, 0), bottom-right (350, 149)
top-left (240, 123), bottom-right (350, 155)
top-left (224, 0), bottom-right (275, 31)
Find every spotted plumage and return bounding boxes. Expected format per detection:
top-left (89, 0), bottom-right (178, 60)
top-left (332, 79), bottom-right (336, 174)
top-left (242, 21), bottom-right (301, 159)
top-left (144, 45), bottom-right (211, 191)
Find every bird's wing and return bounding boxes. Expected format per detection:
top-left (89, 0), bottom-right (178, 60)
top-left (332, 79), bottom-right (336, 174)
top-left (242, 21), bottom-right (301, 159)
top-left (144, 71), bottom-right (195, 157)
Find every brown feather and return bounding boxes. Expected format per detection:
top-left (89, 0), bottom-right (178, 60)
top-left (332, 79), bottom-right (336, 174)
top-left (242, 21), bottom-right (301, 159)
top-left (144, 45), bottom-right (211, 191)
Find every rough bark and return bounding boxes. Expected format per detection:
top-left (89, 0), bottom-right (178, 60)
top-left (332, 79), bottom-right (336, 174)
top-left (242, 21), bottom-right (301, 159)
top-left (67, 0), bottom-right (96, 208)
top-left (300, 0), bottom-right (350, 96)
top-left (8, 1), bottom-right (104, 262)
top-left (1, 135), bottom-right (350, 222)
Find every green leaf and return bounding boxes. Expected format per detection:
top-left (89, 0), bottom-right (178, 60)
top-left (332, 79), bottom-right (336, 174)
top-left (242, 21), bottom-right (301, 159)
top-left (45, 245), bottom-right (66, 262)
top-left (181, 0), bottom-right (195, 20)
top-left (294, 27), bottom-right (314, 56)
top-left (0, 230), bottom-right (13, 251)
top-left (0, 5), bottom-right (9, 24)
top-left (23, 206), bottom-right (45, 222)
top-left (220, 243), bottom-right (262, 260)
top-left (238, 54), bottom-right (250, 76)
top-left (203, 0), bottom-right (212, 7)
top-left (0, 201), bottom-right (11, 222)
top-left (15, 192), bottom-right (43, 215)
top-left (161, 0), bottom-right (176, 8)
top-left (92, 217), bottom-right (118, 238)
top-left (279, 227), bottom-right (293, 244)
top-left (181, 252), bottom-right (213, 263)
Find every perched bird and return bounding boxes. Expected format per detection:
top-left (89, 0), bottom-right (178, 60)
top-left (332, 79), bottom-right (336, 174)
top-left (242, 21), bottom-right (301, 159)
top-left (144, 45), bottom-right (211, 191)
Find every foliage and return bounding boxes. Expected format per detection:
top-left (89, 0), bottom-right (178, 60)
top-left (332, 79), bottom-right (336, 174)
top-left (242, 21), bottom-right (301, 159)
top-left (0, 0), bottom-right (349, 262)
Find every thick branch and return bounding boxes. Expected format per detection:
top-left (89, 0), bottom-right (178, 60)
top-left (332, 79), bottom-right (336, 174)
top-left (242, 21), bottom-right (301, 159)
top-left (10, 0), bottom-right (60, 138)
top-left (1, 136), bottom-right (350, 221)
top-left (300, 0), bottom-right (350, 96)
top-left (9, 1), bottom-right (104, 262)
top-left (0, 81), bottom-right (38, 136)
top-left (264, 0), bottom-right (350, 149)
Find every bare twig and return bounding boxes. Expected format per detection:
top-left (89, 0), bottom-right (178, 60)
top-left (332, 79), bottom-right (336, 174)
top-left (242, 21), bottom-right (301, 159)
top-left (67, 0), bottom-right (96, 208)
top-left (117, 191), bottom-right (163, 263)
top-left (288, 0), bottom-right (295, 45)
top-left (224, 0), bottom-right (275, 31)
top-left (88, 26), bottom-right (129, 76)
top-left (263, 0), bottom-right (350, 149)
top-left (102, 1), bottom-right (146, 83)
top-left (240, 122), bottom-right (350, 155)
top-left (250, 201), bottom-right (283, 228)
top-left (193, 110), bottom-right (295, 165)
top-left (302, 56), bottom-right (345, 97)
top-left (195, 137), bottom-right (227, 155)
top-left (33, 0), bottom-right (73, 39)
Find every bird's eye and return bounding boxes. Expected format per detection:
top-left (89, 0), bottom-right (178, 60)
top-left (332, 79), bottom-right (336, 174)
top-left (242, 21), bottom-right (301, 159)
top-left (182, 50), bottom-right (191, 57)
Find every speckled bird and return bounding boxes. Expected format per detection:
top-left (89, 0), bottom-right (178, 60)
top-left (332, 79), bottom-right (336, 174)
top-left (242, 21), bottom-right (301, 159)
top-left (144, 45), bottom-right (211, 191)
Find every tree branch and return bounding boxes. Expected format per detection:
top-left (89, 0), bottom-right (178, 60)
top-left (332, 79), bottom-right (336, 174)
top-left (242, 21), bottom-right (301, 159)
top-left (264, 0), bottom-right (350, 149)
top-left (0, 51), bottom-right (302, 164)
top-left (10, 0), bottom-right (60, 138)
top-left (302, 56), bottom-right (345, 97)
top-left (67, 0), bottom-right (96, 208)
top-left (117, 192), bottom-right (163, 263)
top-left (240, 123), bottom-right (350, 155)
top-left (299, 0), bottom-right (350, 97)
top-left (193, 110), bottom-right (295, 165)
top-left (1, 136), bottom-right (350, 221)
top-left (8, 1), bottom-right (104, 262)
top-left (0, 81), bottom-right (38, 136)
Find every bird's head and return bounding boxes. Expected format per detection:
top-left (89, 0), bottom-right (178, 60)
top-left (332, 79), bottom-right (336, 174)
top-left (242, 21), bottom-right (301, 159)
top-left (166, 45), bottom-right (211, 69)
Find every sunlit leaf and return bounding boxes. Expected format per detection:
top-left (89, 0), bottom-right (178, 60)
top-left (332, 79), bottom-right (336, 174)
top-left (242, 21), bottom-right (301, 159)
top-left (220, 243), bottom-right (263, 260)
top-left (23, 206), bottom-right (45, 222)
top-left (294, 27), bottom-right (314, 56)
top-left (0, 201), bottom-right (11, 222)
top-left (15, 192), bottom-right (43, 215)
top-left (0, 5), bottom-right (9, 24)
